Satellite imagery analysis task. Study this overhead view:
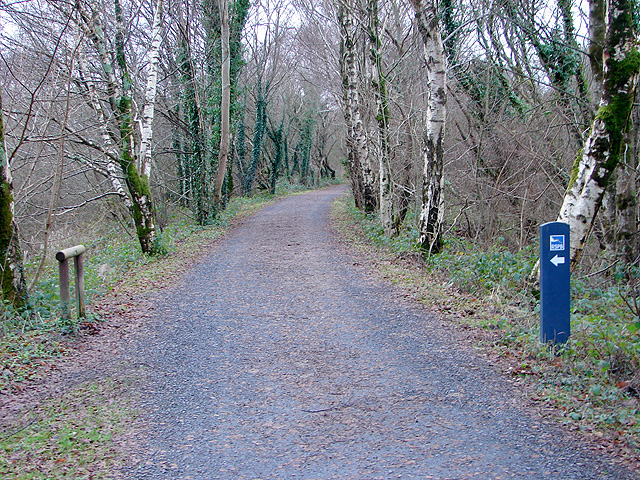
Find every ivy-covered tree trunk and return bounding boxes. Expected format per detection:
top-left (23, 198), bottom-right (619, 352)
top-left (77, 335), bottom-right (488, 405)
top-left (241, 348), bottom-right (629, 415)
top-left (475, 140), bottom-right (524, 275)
top-left (114, 0), bottom-right (157, 254)
top-left (235, 97), bottom-right (247, 178)
top-left (367, 0), bottom-right (394, 235)
top-left (268, 117), bottom-right (284, 194)
top-left (201, 0), bottom-right (223, 212)
top-left (557, 0), bottom-right (640, 268)
top-left (410, 0), bottom-right (447, 255)
top-left (602, 79), bottom-right (640, 263)
top-left (291, 144), bottom-right (300, 176)
top-left (283, 135), bottom-right (290, 180)
top-left (620, 93), bottom-right (640, 262)
top-left (178, 6), bottom-right (210, 224)
top-left (227, 0), bottom-right (250, 196)
top-left (602, 147), bottom-right (637, 264)
top-left (298, 114), bottom-right (314, 185)
top-left (0, 85), bottom-right (26, 308)
top-left (338, 0), bottom-right (377, 212)
top-left (244, 82), bottom-right (267, 195)
top-left (203, 0), bottom-right (249, 206)
top-left (172, 104), bottom-right (191, 206)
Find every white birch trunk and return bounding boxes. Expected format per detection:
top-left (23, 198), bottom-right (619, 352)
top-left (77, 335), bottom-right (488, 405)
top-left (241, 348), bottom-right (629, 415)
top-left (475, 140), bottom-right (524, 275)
top-left (139, 0), bottom-right (164, 179)
top-left (340, 0), bottom-right (377, 212)
top-left (411, 0), bottom-right (447, 254)
top-left (77, 4), bottom-right (120, 111)
top-left (74, 0), bottom-right (159, 253)
top-left (339, 1), bottom-right (364, 210)
top-left (114, 0), bottom-right (157, 254)
top-left (77, 49), bottom-right (132, 207)
top-left (558, 123), bottom-right (611, 267)
top-left (557, 0), bottom-right (639, 268)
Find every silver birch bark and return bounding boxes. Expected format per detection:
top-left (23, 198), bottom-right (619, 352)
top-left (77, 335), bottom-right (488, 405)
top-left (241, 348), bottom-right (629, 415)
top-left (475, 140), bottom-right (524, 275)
top-left (114, 0), bottom-right (157, 254)
top-left (410, 0), bottom-right (447, 254)
top-left (367, 0), bottom-right (394, 235)
top-left (76, 3), bottom-right (119, 112)
top-left (139, 0), bottom-right (164, 179)
top-left (214, 0), bottom-right (231, 205)
top-left (77, 49), bottom-right (131, 207)
top-left (338, 0), bottom-right (365, 210)
top-left (75, 0), bottom-right (159, 254)
top-left (338, 0), bottom-right (377, 212)
top-left (557, 0), bottom-right (639, 269)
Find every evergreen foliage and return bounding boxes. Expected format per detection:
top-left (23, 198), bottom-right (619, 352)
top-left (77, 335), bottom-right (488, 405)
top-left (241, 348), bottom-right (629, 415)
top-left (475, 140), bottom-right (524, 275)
top-left (244, 83), bottom-right (268, 194)
top-left (268, 117), bottom-right (285, 195)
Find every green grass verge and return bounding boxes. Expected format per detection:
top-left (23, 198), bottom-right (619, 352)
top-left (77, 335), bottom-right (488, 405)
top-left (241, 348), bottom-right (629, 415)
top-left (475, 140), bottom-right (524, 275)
top-left (332, 193), bottom-right (640, 460)
top-left (0, 377), bottom-right (138, 479)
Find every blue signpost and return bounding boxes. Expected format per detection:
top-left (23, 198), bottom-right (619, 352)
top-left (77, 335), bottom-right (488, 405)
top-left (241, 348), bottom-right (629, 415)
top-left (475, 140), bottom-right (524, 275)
top-left (540, 222), bottom-right (570, 344)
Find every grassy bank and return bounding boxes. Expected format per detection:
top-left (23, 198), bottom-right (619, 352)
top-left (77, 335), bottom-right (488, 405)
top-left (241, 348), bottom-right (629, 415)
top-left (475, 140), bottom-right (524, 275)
top-left (331, 193), bottom-right (640, 463)
top-left (1, 377), bottom-right (138, 479)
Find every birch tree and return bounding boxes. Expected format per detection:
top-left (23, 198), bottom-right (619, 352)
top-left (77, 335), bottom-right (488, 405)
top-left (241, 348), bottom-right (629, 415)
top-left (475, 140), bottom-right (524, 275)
top-left (410, 0), bottom-right (447, 254)
top-left (557, 0), bottom-right (639, 268)
top-left (338, 0), bottom-right (364, 209)
top-left (140, 0), bottom-right (164, 180)
top-left (338, 0), bottom-right (377, 212)
top-left (72, 0), bottom-right (164, 254)
top-left (113, 0), bottom-right (157, 253)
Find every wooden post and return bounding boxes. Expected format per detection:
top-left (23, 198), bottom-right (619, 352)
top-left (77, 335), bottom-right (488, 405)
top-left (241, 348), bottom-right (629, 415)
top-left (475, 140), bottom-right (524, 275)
top-left (56, 245), bottom-right (86, 321)
top-left (59, 257), bottom-right (71, 321)
top-left (74, 254), bottom-right (86, 318)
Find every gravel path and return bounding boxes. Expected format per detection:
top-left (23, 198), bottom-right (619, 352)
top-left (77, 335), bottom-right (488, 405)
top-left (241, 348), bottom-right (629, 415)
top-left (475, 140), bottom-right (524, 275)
top-left (128, 186), bottom-right (637, 480)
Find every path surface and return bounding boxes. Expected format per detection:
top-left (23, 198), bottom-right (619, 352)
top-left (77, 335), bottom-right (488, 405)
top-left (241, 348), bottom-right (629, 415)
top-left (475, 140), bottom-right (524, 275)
top-left (129, 186), bottom-right (637, 479)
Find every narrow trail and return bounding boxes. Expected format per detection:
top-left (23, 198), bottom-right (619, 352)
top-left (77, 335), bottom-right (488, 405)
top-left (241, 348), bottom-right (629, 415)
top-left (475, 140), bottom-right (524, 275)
top-left (128, 186), bottom-right (637, 480)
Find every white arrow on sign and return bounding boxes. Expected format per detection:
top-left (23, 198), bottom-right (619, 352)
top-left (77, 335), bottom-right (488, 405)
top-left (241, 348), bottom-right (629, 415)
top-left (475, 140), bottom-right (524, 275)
top-left (551, 255), bottom-right (565, 267)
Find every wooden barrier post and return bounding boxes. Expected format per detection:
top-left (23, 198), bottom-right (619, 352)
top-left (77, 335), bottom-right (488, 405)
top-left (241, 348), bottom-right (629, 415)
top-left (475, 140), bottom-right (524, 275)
top-left (74, 251), bottom-right (86, 318)
top-left (56, 245), bottom-right (87, 321)
top-left (58, 256), bottom-right (71, 321)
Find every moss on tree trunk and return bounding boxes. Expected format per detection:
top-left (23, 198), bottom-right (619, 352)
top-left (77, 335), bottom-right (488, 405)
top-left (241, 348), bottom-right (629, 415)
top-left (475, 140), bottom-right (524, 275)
top-left (0, 85), bottom-right (26, 307)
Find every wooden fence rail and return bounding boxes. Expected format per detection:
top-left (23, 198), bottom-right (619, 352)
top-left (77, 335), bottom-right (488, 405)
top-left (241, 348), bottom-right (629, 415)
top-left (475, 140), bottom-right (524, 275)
top-left (56, 244), bottom-right (86, 320)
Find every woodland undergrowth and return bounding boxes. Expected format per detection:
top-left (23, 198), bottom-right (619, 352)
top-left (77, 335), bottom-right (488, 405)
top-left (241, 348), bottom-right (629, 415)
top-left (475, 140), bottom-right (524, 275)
top-left (332, 194), bottom-right (640, 463)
